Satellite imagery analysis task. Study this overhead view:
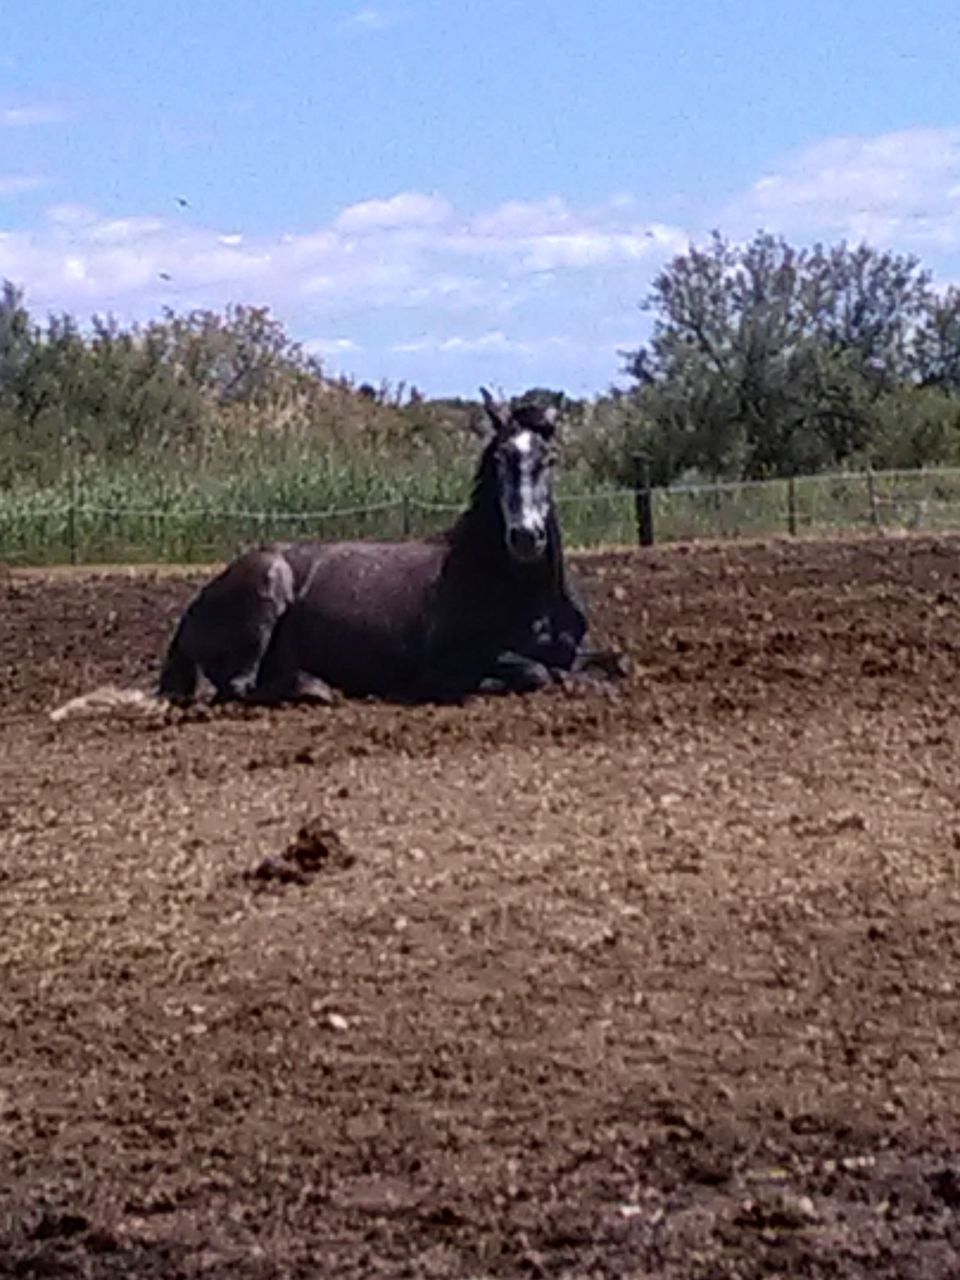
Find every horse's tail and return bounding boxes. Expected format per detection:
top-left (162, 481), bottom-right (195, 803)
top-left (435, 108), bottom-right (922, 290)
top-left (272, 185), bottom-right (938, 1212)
top-left (157, 615), bottom-right (199, 703)
top-left (49, 685), bottom-right (168, 724)
top-left (50, 611), bottom-right (200, 723)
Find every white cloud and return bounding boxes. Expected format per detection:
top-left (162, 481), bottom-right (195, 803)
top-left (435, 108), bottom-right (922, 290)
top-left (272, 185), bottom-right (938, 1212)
top-left (521, 230), bottom-right (669, 271)
top-left (395, 331), bottom-right (530, 356)
top-left (451, 198), bottom-right (688, 273)
top-left (335, 192), bottom-right (453, 233)
top-left (733, 126), bottom-right (960, 249)
top-left (395, 332), bottom-right (599, 358)
top-left (304, 336), bottom-right (364, 356)
top-left (1, 103), bottom-right (69, 127)
top-left (87, 217), bottom-right (167, 244)
top-left (47, 203), bottom-right (99, 226)
top-left (0, 173), bottom-right (46, 197)
top-left (469, 197), bottom-right (576, 238)
top-left (341, 7), bottom-right (398, 31)
top-left (0, 188), bottom-right (685, 393)
top-left (0, 190), bottom-right (684, 323)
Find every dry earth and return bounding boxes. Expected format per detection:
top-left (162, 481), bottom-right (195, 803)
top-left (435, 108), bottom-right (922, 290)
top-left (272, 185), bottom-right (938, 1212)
top-left (2, 534), bottom-right (960, 1278)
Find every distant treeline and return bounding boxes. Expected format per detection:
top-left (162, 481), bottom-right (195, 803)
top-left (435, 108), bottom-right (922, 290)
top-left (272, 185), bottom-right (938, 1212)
top-left (2, 229), bottom-right (960, 499)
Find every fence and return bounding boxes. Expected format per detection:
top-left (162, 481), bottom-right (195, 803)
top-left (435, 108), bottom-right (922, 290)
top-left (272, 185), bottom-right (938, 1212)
top-left (4, 466), bottom-right (960, 566)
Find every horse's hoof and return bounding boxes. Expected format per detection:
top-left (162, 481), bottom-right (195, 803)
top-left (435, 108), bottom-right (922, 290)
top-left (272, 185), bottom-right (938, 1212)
top-left (477, 678), bottom-right (509, 696)
top-left (291, 674), bottom-right (336, 705)
top-left (298, 687), bottom-right (336, 706)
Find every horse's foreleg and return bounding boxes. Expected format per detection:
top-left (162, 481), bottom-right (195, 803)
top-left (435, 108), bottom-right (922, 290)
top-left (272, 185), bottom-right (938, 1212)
top-left (478, 651), bottom-right (552, 696)
top-left (207, 553), bottom-right (297, 701)
top-left (212, 615), bottom-right (284, 702)
top-left (247, 607), bottom-right (335, 706)
top-left (246, 669), bottom-right (336, 706)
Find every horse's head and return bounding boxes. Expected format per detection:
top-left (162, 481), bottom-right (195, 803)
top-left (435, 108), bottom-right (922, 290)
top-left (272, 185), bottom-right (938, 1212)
top-left (480, 387), bottom-right (559, 565)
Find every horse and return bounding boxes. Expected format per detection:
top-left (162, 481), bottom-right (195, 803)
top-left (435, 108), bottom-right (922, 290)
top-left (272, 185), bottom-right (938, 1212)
top-left (158, 389), bottom-right (625, 706)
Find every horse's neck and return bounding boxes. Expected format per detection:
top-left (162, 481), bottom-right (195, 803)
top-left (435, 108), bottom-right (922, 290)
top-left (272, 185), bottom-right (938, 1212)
top-left (446, 505), bottom-right (503, 575)
top-left (445, 463), bottom-right (501, 560)
top-left (447, 496), bottom-right (564, 598)
top-left (545, 508), bottom-right (566, 588)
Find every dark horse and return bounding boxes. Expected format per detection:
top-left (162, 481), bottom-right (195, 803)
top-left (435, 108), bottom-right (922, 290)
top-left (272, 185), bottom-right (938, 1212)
top-left (158, 390), bottom-right (625, 705)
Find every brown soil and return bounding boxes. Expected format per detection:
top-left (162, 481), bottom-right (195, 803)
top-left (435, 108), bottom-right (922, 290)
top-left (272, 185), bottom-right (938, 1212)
top-left (3, 533), bottom-right (960, 1278)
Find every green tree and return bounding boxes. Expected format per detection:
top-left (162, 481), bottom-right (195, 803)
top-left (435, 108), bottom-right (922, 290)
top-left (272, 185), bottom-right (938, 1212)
top-left (621, 231), bottom-right (937, 480)
top-left (914, 287), bottom-right (960, 392)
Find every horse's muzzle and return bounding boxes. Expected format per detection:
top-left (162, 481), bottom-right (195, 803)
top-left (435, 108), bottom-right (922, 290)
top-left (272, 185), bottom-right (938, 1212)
top-left (507, 526), bottom-right (547, 563)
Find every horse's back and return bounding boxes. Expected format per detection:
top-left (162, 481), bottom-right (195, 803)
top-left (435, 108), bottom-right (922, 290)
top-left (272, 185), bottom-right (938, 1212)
top-left (297, 541), bottom-right (445, 616)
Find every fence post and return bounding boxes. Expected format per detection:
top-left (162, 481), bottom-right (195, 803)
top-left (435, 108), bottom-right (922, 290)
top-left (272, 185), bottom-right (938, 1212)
top-left (787, 475), bottom-right (798, 536)
top-left (401, 494), bottom-right (412, 538)
top-left (633, 455), bottom-right (655, 547)
top-left (67, 446), bottom-right (78, 566)
top-left (866, 466), bottom-right (880, 529)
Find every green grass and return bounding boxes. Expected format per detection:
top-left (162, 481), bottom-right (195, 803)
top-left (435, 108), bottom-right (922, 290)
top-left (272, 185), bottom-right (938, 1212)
top-left (0, 450), bottom-right (630, 564)
top-left (4, 456), bottom-right (960, 566)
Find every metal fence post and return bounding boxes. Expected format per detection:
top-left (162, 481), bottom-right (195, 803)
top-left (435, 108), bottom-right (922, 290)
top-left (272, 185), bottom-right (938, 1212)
top-left (633, 455), bottom-right (655, 547)
top-left (787, 475), bottom-right (798, 536)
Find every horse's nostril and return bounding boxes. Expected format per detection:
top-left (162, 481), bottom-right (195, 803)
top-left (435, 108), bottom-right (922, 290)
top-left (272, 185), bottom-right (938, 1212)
top-left (508, 527), bottom-right (546, 560)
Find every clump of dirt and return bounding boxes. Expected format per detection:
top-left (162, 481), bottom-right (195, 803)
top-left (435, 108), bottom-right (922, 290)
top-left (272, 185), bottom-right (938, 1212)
top-left (245, 816), bottom-right (354, 885)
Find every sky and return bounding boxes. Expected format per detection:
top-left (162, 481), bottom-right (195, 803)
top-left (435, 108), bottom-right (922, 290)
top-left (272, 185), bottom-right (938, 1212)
top-left (2, 0), bottom-right (960, 398)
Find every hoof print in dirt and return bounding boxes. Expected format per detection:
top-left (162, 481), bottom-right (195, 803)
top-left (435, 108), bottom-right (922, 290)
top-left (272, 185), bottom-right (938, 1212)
top-left (245, 817), bottom-right (354, 888)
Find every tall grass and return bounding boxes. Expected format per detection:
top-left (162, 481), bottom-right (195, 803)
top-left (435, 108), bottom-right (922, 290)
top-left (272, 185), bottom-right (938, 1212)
top-left (5, 421), bottom-right (960, 566)
top-left (0, 423), bottom-right (627, 563)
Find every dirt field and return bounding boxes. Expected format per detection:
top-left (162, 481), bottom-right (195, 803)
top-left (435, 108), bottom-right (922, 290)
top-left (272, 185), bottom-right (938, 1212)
top-left (3, 534), bottom-right (960, 1278)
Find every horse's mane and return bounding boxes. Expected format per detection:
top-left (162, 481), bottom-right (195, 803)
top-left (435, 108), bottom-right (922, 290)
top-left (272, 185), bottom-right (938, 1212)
top-left (439, 436), bottom-right (501, 547)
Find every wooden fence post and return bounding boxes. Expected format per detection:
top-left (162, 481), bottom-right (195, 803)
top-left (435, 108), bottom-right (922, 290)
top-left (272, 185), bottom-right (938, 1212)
top-left (67, 443), bottom-right (78, 566)
top-left (866, 466), bottom-right (880, 529)
top-left (787, 475), bottom-right (798, 536)
top-left (633, 455), bottom-right (655, 547)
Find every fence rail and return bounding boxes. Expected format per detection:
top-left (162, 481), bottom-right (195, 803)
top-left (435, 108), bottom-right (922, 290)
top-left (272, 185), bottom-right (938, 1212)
top-left (4, 467), bottom-right (960, 566)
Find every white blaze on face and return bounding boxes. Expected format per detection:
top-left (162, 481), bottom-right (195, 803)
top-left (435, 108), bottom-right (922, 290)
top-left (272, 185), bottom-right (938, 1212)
top-left (512, 430), bottom-right (543, 534)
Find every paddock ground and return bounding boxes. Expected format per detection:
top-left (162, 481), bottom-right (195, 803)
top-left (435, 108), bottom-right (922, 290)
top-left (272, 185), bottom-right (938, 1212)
top-left (2, 534), bottom-right (960, 1278)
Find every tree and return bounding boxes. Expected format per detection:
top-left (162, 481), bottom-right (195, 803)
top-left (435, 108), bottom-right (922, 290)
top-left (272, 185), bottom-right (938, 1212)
top-left (0, 280), bottom-right (33, 402)
top-left (620, 231), bottom-right (938, 480)
top-left (914, 287), bottom-right (960, 393)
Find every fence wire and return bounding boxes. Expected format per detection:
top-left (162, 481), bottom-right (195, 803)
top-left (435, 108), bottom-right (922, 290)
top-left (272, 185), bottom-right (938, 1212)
top-left (3, 468), bottom-right (960, 566)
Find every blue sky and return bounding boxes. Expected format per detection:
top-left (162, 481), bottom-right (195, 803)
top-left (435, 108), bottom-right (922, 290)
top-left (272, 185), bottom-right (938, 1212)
top-left (2, 0), bottom-right (959, 397)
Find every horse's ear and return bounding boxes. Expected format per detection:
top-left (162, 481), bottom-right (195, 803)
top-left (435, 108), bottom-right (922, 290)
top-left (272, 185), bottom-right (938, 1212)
top-left (480, 386), bottom-right (511, 434)
top-left (515, 402), bottom-right (559, 439)
top-left (539, 405), bottom-right (559, 439)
